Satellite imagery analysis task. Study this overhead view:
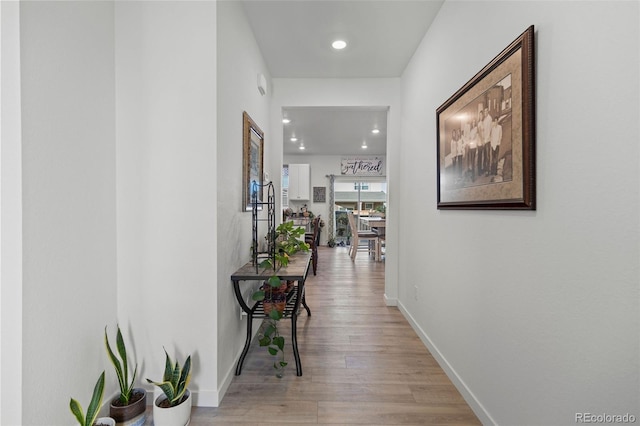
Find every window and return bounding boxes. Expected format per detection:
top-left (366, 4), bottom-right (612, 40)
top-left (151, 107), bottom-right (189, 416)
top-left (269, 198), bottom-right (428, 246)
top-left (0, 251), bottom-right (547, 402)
top-left (364, 203), bottom-right (374, 210)
top-left (354, 182), bottom-right (369, 190)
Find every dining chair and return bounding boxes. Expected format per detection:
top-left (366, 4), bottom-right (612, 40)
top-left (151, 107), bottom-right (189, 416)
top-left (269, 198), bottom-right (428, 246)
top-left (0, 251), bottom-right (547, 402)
top-left (347, 212), bottom-right (378, 261)
top-left (305, 216), bottom-right (321, 275)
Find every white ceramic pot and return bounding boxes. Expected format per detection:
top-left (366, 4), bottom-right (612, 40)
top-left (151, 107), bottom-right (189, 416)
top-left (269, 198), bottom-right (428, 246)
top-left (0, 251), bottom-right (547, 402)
top-left (152, 390), bottom-right (192, 426)
top-left (95, 417), bottom-right (116, 426)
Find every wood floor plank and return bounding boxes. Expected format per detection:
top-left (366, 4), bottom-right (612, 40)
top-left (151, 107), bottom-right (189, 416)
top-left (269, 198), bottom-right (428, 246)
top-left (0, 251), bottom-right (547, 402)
top-left (318, 401), bottom-right (480, 425)
top-left (145, 246), bottom-right (480, 425)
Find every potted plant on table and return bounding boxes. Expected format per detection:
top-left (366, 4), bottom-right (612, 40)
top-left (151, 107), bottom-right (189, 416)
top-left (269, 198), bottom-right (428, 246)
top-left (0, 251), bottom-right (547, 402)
top-left (70, 371), bottom-right (115, 426)
top-left (146, 348), bottom-right (192, 426)
top-left (104, 326), bottom-right (147, 426)
top-left (252, 221), bottom-right (309, 377)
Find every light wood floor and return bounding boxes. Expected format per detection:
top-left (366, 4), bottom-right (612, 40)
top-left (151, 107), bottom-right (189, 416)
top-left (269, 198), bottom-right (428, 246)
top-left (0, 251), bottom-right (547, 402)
top-left (152, 246), bottom-right (480, 425)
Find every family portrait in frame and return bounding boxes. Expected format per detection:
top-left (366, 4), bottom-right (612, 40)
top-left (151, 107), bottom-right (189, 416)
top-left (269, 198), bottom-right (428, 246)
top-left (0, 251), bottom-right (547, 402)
top-left (437, 26), bottom-right (536, 210)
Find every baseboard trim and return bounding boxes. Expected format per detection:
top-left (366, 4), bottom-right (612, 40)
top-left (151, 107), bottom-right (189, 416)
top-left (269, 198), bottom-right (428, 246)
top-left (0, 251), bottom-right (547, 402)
top-left (191, 389), bottom-right (219, 407)
top-left (383, 293), bottom-right (398, 306)
top-left (397, 300), bottom-right (496, 426)
top-left (213, 318), bottom-right (264, 406)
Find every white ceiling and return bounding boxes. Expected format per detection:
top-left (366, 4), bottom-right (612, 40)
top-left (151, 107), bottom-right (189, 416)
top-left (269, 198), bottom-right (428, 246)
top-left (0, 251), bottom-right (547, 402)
top-left (240, 0), bottom-right (444, 155)
top-left (283, 106), bottom-right (388, 156)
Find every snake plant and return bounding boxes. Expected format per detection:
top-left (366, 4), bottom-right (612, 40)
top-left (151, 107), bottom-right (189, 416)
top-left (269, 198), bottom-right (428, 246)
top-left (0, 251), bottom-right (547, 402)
top-left (146, 348), bottom-right (192, 407)
top-left (69, 371), bottom-right (105, 426)
top-left (104, 325), bottom-right (138, 405)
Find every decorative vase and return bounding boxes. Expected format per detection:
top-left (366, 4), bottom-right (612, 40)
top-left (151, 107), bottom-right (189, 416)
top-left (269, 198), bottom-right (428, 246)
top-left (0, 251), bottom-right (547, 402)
top-left (109, 388), bottom-right (147, 426)
top-left (153, 389), bottom-right (192, 426)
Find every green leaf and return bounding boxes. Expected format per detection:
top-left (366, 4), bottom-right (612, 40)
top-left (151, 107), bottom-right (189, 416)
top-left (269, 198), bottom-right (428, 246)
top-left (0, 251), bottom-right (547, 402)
top-left (69, 398), bottom-right (84, 426)
top-left (171, 360), bottom-right (181, 390)
top-left (162, 348), bottom-right (173, 382)
top-left (85, 371), bottom-right (105, 426)
top-left (267, 276), bottom-right (281, 287)
top-left (273, 336), bottom-right (285, 351)
top-left (146, 379), bottom-right (176, 403)
top-left (177, 355), bottom-right (192, 398)
top-left (259, 259), bottom-right (273, 269)
top-left (127, 363), bottom-right (138, 398)
top-left (252, 290), bottom-right (265, 301)
top-left (258, 336), bottom-right (271, 346)
top-left (267, 346), bottom-right (278, 356)
top-left (269, 309), bottom-right (282, 321)
top-left (279, 361), bottom-right (288, 368)
top-left (115, 327), bottom-right (129, 398)
top-left (105, 327), bottom-right (126, 398)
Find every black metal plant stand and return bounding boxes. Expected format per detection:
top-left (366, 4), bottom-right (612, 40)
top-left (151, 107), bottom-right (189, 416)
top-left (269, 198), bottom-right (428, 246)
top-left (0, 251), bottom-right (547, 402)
top-left (251, 180), bottom-right (275, 273)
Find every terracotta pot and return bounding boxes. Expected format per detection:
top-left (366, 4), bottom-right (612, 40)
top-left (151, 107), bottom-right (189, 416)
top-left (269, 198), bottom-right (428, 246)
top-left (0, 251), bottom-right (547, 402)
top-left (153, 389), bottom-right (192, 426)
top-left (285, 280), bottom-right (295, 293)
top-left (109, 388), bottom-right (147, 426)
top-left (263, 294), bottom-right (286, 315)
top-left (262, 281), bottom-right (287, 295)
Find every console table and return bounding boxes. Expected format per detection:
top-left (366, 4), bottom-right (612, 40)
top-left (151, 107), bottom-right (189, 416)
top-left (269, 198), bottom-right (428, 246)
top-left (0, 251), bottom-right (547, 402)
top-left (230, 251), bottom-right (312, 376)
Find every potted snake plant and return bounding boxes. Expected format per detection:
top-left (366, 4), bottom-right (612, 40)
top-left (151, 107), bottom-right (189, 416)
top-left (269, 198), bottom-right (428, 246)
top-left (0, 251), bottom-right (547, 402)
top-left (104, 326), bottom-right (147, 426)
top-left (146, 348), bottom-right (192, 426)
top-left (70, 371), bottom-right (115, 426)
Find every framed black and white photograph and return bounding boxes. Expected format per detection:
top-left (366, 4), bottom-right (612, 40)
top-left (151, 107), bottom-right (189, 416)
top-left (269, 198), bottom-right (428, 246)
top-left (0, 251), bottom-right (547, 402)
top-left (436, 26), bottom-right (536, 210)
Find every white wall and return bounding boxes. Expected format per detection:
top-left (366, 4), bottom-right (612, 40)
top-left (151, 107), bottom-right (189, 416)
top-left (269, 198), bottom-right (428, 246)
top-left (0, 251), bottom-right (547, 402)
top-left (115, 0), bottom-right (218, 406)
top-left (272, 79), bottom-right (401, 304)
top-left (216, 0), bottom-right (273, 402)
top-left (399, 1), bottom-right (639, 425)
top-left (1, 2), bottom-right (23, 424)
top-left (19, 2), bottom-right (118, 424)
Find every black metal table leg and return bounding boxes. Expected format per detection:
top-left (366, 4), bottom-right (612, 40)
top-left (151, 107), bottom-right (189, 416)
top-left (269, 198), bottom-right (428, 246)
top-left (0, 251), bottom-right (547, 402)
top-left (291, 309), bottom-right (302, 376)
top-left (235, 310), bottom-right (253, 375)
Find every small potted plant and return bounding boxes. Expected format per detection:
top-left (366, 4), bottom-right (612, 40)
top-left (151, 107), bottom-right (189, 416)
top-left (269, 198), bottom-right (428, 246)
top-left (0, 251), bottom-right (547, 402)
top-left (104, 325), bottom-right (147, 426)
top-left (70, 371), bottom-right (115, 426)
top-left (252, 221), bottom-right (309, 376)
top-left (146, 348), bottom-right (192, 426)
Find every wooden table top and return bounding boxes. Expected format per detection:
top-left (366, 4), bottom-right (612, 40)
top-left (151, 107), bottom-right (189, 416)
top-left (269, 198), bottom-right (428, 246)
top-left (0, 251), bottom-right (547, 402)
top-left (231, 251), bottom-right (311, 281)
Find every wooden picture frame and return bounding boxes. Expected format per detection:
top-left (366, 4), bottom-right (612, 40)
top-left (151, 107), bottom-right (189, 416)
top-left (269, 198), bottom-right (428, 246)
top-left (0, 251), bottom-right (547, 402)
top-left (437, 25), bottom-right (536, 210)
top-left (313, 186), bottom-right (326, 203)
top-left (242, 111), bottom-right (264, 211)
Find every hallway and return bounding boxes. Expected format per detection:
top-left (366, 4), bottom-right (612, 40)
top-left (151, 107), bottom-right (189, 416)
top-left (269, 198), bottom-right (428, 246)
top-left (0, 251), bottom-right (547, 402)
top-left (183, 246), bottom-right (480, 424)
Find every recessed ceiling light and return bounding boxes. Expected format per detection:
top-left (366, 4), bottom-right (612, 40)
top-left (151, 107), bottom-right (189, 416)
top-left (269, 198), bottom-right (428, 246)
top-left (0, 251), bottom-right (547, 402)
top-left (371, 128), bottom-right (380, 134)
top-left (282, 118), bottom-right (290, 124)
top-left (290, 137), bottom-right (298, 142)
top-left (361, 143), bottom-right (368, 149)
top-left (332, 40), bottom-right (347, 50)
top-left (299, 144), bottom-right (305, 150)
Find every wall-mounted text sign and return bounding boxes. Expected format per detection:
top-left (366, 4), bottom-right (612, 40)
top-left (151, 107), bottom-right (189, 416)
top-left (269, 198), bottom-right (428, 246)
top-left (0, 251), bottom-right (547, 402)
top-left (340, 156), bottom-right (386, 176)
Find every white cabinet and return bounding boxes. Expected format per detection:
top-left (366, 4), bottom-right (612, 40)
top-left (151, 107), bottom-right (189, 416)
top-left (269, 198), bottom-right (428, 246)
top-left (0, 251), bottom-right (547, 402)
top-left (288, 164), bottom-right (310, 201)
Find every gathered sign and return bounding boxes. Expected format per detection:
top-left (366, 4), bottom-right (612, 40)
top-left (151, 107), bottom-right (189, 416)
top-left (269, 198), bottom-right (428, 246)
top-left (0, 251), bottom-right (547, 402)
top-left (340, 156), bottom-right (385, 176)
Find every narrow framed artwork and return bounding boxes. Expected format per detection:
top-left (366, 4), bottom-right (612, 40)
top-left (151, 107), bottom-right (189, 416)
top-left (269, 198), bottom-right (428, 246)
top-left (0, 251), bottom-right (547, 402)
top-left (313, 187), bottom-right (326, 203)
top-left (242, 111), bottom-right (264, 211)
top-left (437, 25), bottom-right (536, 210)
